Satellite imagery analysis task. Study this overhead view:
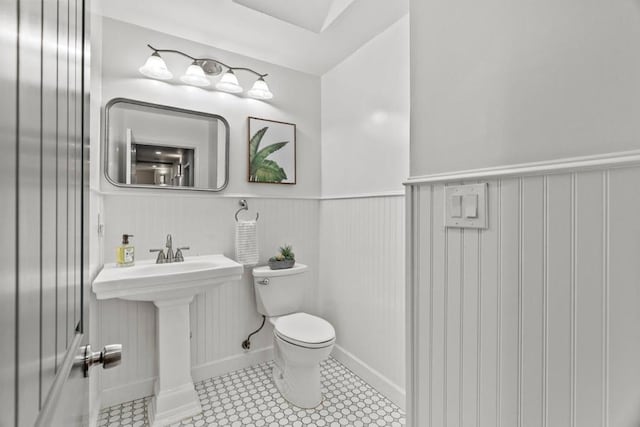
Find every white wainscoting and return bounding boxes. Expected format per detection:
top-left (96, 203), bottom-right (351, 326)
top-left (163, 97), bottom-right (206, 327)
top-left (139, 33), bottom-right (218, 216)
top-left (97, 196), bottom-right (320, 406)
top-left (97, 193), bottom-right (407, 409)
top-left (319, 196), bottom-right (406, 409)
top-left (405, 152), bottom-right (640, 427)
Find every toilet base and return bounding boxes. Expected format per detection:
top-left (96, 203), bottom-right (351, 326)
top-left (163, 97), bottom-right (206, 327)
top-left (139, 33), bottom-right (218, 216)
top-left (272, 362), bottom-right (322, 409)
top-left (271, 333), bottom-right (334, 409)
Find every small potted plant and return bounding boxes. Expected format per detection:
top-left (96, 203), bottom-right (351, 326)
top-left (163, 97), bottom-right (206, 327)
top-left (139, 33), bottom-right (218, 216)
top-left (268, 245), bottom-right (295, 270)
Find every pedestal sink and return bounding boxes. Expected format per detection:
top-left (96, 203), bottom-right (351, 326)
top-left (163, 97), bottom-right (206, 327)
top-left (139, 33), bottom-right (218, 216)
top-left (93, 254), bottom-right (243, 427)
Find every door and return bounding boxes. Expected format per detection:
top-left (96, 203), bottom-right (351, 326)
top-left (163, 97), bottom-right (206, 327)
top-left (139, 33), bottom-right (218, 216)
top-left (0, 0), bottom-right (98, 425)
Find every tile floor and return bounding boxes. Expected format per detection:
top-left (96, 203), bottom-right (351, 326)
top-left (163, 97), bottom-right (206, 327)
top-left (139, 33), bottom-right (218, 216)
top-left (98, 357), bottom-right (405, 427)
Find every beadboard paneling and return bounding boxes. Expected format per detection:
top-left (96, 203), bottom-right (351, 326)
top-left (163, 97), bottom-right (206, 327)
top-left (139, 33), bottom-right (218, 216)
top-left (319, 196), bottom-right (405, 405)
top-left (406, 164), bottom-right (640, 427)
top-left (608, 168), bottom-right (640, 426)
top-left (97, 196), bottom-right (319, 403)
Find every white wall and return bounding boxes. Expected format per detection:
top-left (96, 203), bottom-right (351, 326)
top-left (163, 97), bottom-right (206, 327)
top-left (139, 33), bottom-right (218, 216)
top-left (318, 15), bottom-right (409, 408)
top-left (408, 0), bottom-right (640, 425)
top-left (410, 0), bottom-right (640, 176)
top-left (94, 14), bottom-right (410, 409)
top-left (100, 17), bottom-right (320, 197)
top-left (319, 196), bottom-right (406, 407)
top-left (406, 157), bottom-right (640, 427)
top-left (93, 18), bottom-right (322, 405)
top-left (321, 15), bottom-right (409, 198)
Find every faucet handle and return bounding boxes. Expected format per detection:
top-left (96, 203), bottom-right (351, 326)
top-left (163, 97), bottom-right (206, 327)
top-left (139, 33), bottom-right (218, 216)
top-left (149, 249), bottom-right (166, 264)
top-left (175, 247), bottom-right (190, 262)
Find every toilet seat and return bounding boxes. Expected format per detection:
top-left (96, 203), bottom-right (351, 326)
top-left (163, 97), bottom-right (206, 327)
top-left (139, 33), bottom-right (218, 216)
top-left (273, 312), bottom-right (335, 349)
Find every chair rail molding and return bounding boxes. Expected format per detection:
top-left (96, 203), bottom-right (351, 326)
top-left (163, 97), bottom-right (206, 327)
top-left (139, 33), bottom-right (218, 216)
top-left (405, 150), bottom-right (640, 185)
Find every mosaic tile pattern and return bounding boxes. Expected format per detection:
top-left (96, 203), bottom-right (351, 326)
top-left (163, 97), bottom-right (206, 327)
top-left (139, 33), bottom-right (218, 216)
top-left (99, 357), bottom-right (405, 427)
top-left (97, 396), bottom-right (151, 427)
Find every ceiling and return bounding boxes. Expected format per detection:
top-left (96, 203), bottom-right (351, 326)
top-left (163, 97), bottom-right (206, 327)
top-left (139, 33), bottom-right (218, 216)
top-left (98, 0), bottom-right (408, 75)
top-left (231, 0), bottom-right (356, 33)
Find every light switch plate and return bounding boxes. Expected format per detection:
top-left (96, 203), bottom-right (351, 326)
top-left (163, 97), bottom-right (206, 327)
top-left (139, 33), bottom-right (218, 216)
top-left (450, 195), bottom-right (462, 218)
top-left (463, 194), bottom-right (478, 218)
top-left (445, 183), bottom-right (488, 229)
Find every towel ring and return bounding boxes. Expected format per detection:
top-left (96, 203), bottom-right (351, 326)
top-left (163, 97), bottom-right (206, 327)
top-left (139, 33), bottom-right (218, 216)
top-left (235, 199), bottom-right (259, 222)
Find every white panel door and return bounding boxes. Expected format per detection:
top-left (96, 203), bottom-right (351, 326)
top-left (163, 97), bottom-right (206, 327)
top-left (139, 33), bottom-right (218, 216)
top-left (0, 0), bottom-right (103, 425)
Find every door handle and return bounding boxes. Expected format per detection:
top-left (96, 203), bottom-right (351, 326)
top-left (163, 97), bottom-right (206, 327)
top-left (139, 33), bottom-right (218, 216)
top-left (78, 344), bottom-right (122, 377)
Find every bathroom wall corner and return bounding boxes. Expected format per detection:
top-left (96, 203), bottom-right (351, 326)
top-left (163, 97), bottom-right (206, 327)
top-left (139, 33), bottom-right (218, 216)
top-left (88, 3), bottom-right (105, 424)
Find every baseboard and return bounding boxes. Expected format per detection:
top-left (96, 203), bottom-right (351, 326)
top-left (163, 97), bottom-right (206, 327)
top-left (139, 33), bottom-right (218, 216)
top-left (191, 347), bottom-right (273, 383)
top-left (331, 345), bottom-right (406, 411)
top-left (100, 347), bottom-right (274, 408)
top-left (101, 377), bottom-right (156, 408)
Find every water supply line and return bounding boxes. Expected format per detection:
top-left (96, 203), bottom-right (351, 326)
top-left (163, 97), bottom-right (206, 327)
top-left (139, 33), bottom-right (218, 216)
top-left (241, 315), bottom-right (266, 350)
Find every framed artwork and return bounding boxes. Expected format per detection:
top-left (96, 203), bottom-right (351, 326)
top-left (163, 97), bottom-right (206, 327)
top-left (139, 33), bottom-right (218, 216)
top-left (248, 117), bottom-right (296, 185)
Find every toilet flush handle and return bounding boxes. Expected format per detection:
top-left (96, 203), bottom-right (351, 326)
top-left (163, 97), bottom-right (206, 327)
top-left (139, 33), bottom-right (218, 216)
top-left (257, 278), bottom-right (269, 286)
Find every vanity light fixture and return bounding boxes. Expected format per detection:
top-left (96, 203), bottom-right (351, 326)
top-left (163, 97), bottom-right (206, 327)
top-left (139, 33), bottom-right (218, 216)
top-left (247, 77), bottom-right (273, 100)
top-left (139, 44), bottom-right (273, 99)
top-left (215, 69), bottom-right (243, 94)
top-left (180, 61), bottom-right (211, 87)
top-left (139, 51), bottom-right (173, 80)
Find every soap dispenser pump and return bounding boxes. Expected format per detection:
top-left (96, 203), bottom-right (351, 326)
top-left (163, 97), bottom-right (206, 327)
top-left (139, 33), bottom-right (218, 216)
top-left (116, 234), bottom-right (135, 267)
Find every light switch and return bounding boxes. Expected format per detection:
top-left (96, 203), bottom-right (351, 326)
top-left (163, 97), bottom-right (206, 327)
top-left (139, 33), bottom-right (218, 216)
top-left (444, 183), bottom-right (488, 229)
top-left (463, 194), bottom-right (478, 218)
top-left (450, 195), bottom-right (462, 218)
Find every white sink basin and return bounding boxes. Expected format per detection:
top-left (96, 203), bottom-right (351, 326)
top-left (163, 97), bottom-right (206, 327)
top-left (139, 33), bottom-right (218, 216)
top-left (92, 254), bottom-right (243, 427)
top-left (93, 254), bottom-right (243, 301)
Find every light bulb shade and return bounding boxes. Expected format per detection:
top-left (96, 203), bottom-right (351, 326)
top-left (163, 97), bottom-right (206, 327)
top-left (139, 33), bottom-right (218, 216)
top-left (139, 52), bottom-right (173, 80)
top-left (215, 70), bottom-right (243, 93)
top-left (180, 61), bottom-right (210, 87)
top-left (247, 77), bottom-right (273, 100)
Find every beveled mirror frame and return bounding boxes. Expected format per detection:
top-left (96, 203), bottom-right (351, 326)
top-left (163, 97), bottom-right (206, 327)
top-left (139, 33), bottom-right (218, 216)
top-left (103, 97), bottom-right (230, 192)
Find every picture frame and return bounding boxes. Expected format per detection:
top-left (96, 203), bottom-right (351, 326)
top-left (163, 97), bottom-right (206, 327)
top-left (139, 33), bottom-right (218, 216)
top-left (248, 117), bottom-right (296, 185)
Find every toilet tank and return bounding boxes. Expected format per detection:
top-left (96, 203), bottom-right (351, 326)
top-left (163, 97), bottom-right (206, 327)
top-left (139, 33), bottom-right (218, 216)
top-left (252, 264), bottom-right (308, 316)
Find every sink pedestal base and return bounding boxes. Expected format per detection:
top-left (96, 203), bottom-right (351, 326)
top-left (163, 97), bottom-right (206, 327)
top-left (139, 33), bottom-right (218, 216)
top-left (148, 297), bottom-right (202, 427)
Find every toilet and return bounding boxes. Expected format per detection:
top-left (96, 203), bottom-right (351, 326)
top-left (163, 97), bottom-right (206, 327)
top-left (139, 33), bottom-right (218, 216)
top-left (252, 263), bottom-right (335, 409)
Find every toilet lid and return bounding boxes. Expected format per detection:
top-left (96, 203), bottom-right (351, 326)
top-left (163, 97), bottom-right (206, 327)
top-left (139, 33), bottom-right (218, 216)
top-left (274, 313), bottom-right (335, 347)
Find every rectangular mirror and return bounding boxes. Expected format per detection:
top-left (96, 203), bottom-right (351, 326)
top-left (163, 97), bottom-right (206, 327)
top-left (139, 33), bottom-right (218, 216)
top-left (104, 98), bottom-right (229, 192)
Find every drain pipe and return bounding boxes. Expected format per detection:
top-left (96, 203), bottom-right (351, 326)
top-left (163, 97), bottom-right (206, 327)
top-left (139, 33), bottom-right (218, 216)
top-left (241, 315), bottom-right (266, 350)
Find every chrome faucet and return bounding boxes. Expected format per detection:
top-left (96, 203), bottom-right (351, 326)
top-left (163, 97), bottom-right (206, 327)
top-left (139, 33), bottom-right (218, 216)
top-left (175, 247), bottom-right (189, 262)
top-left (149, 248), bottom-right (166, 264)
top-left (150, 234), bottom-right (189, 264)
top-left (165, 234), bottom-right (174, 263)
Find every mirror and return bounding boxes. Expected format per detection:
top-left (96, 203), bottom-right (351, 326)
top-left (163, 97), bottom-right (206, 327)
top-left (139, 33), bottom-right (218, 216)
top-left (104, 98), bottom-right (229, 192)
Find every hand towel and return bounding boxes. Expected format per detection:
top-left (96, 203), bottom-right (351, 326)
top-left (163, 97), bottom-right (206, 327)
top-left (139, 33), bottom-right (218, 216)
top-left (235, 220), bottom-right (259, 266)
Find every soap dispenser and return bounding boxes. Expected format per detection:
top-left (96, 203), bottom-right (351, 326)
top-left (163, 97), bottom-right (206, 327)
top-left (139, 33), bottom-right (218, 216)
top-left (116, 234), bottom-right (135, 267)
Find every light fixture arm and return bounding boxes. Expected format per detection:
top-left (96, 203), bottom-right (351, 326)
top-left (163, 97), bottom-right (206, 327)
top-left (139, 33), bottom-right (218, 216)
top-left (147, 44), bottom-right (268, 78)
